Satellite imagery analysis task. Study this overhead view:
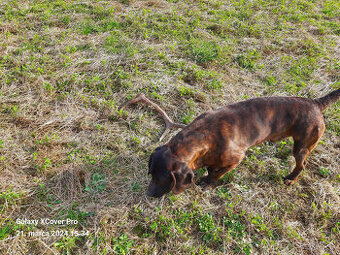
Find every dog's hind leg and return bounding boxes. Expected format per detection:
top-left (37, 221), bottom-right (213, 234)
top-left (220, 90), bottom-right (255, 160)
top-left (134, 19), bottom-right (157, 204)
top-left (284, 124), bottom-right (325, 185)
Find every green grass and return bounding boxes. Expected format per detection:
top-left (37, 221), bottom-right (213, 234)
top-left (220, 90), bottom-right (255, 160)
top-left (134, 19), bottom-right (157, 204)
top-left (0, 0), bottom-right (339, 254)
top-left (189, 38), bottom-right (219, 64)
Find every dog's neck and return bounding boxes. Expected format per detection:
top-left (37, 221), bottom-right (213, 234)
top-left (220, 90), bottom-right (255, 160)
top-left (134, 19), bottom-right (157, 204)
top-left (167, 129), bottom-right (210, 170)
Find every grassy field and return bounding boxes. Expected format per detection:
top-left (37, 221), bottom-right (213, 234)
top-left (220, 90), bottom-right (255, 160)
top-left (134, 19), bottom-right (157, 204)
top-left (0, 0), bottom-right (339, 254)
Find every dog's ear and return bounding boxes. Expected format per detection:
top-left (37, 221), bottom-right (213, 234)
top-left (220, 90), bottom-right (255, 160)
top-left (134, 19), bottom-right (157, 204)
top-left (170, 161), bottom-right (194, 194)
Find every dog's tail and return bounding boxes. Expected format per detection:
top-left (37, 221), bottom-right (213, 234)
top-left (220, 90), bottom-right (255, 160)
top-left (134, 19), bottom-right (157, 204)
top-left (315, 88), bottom-right (340, 111)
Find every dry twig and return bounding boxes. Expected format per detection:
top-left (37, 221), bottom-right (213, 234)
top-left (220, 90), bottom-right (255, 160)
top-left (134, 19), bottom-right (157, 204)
top-left (119, 93), bottom-right (186, 141)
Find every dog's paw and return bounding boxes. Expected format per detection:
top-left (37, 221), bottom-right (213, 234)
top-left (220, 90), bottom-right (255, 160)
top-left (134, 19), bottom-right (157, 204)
top-left (283, 176), bottom-right (297, 186)
top-left (198, 176), bottom-right (215, 191)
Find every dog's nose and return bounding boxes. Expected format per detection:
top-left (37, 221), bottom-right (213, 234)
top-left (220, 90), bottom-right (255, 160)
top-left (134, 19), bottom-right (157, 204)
top-left (147, 180), bottom-right (158, 197)
top-left (146, 189), bottom-right (154, 197)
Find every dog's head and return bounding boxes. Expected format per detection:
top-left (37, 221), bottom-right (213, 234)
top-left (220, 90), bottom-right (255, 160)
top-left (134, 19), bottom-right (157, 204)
top-left (147, 145), bottom-right (194, 198)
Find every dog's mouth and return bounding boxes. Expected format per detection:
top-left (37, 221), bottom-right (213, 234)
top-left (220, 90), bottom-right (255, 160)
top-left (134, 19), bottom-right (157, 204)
top-left (146, 180), bottom-right (172, 198)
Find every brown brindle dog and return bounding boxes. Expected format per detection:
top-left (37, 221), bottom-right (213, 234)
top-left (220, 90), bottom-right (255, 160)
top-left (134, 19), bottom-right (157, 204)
top-left (146, 89), bottom-right (340, 197)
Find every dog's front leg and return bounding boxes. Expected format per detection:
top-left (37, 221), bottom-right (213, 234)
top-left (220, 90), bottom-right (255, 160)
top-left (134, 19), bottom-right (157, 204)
top-left (198, 151), bottom-right (244, 190)
top-left (198, 165), bottom-right (237, 190)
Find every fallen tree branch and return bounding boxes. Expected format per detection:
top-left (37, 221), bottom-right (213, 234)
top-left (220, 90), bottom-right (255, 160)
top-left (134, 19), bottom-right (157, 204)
top-left (119, 93), bottom-right (186, 141)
